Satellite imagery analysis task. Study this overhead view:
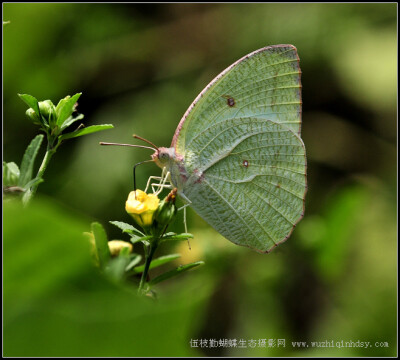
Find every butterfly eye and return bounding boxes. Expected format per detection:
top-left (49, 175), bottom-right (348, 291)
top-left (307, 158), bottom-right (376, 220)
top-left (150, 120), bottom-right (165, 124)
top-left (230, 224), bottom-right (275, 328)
top-left (159, 152), bottom-right (169, 161)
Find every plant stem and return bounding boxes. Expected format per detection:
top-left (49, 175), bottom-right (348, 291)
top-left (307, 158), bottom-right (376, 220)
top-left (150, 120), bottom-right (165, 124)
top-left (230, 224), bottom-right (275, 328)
top-left (138, 238), bottom-right (159, 294)
top-left (24, 146), bottom-right (55, 204)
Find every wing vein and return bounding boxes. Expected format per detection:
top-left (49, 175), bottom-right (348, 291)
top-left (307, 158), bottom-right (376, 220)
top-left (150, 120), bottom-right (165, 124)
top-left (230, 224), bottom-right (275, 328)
top-left (203, 178), bottom-right (265, 243)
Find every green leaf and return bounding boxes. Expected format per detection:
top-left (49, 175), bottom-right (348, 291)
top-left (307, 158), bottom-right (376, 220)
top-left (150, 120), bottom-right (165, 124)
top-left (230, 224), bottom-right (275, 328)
top-left (18, 93), bottom-right (40, 115)
top-left (55, 93), bottom-right (81, 127)
top-left (91, 222), bottom-right (111, 268)
top-left (104, 256), bottom-right (131, 282)
top-left (119, 246), bottom-right (131, 257)
top-left (4, 197), bottom-right (93, 320)
top-left (3, 162), bottom-right (20, 186)
top-left (148, 261), bottom-right (205, 287)
top-left (129, 235), bottom-right (144, 245)
top-left (19, 94), bottom-right (48, 127)
top-left (60, 113), bottom-right (84, 131)
top-left (17, 134), bottom-right (44, 187)
top-left (21, 177), bottom-right (44, 204)
top-left (135, 235), bottom-right (153, 242)
top-left (164, 232), bottom-right (176, 237)
top-left (58, 124), bottom-right (114, 141)
top-left (109, 221), bottom-right (144, 236)
top-left (161, 232), bottom-right (194, 243)
top-left (125, 254), bottom-right (142, 271)
top-left (129, 254), bottom-right (182, 275)
top-left (22, 175), bottom-right (44, 190)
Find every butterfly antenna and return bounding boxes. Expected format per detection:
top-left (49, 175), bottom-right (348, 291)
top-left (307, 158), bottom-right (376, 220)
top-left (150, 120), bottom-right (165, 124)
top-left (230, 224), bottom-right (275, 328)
top-left (99, 142), bottom-right (155, 151)
top-left (132, 134), bottom-right (159, 150)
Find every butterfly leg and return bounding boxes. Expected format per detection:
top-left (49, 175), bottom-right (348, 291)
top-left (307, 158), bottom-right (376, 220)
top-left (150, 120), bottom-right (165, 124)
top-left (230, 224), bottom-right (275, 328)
top-left (176, 195), bottom-right (192, 248)
top-left (177, 192), bottom-right (192, 210)
top-left (178, 203), bottom-right (191, 233)
top-left (183, 206), bottom-right (192, 250)
top-left (152, 171), bottom-right (172, 195)
top-left (184, 206), bottom-right (188, 234)
top-left (144, 175), bottom-right (164, 193)
top-left (144, 167), bottom-right (167, 192)
top-left (152, 182), bottom-right (173, 195)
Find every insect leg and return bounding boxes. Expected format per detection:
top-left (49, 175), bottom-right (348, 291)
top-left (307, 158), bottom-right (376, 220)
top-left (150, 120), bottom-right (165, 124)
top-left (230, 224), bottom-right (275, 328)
top-left (183, 206), bottom-right (192, 250)
top-left (174, 194), bottom-right (192, 248)
top-left (184, 206), bottom-right (188, 234)
top-left (177, 202), bottom-right (191, 233)
top-left (151, 183), bottom-right (173, 194)
top-left (177, 192), bottom-right (192, 210)
top-left (145, 175), bottom-right (164, 193)
top-left (153, 171), bottom-right (172, 196)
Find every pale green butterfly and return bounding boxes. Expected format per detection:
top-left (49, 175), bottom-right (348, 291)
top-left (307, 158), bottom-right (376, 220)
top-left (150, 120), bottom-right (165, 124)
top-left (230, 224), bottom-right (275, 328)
top-left (105, 44), bottom-right (307, 253)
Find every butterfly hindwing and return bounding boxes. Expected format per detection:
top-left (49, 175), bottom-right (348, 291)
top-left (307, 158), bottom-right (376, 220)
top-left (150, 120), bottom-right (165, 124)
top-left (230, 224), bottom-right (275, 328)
top-left (182, 118), bottom-right (306, 252)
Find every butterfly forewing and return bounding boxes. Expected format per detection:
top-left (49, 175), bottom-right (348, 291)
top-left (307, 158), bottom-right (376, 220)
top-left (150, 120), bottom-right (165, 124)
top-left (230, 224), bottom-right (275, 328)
top-left (173, 45), bottom-right (302, 154)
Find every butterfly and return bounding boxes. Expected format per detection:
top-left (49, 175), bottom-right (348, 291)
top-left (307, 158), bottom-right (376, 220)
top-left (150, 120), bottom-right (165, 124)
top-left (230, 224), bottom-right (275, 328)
top-left (151, 44), bottom-right (307, 253)
top-left (105, 45), bottom-right (307, 253)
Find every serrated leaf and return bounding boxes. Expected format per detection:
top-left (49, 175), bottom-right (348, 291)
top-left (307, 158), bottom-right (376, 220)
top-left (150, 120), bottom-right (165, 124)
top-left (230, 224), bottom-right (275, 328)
top-left (18, 134), bottom-right (44, 187)
top-left (56, 93), bottom-right (82, 127)
top-left (60, 114), bottom-right (84, 131)
top-left (148, 261), bottom-right (205, 287)
top-left (109, 221), bottom-right (144, 236)
top-left (3, 162), bottom-right (20, 186)
top-left (129, 254), bottom-right (181, 275)
top-left (58, 124), bottom-right (114, 141)
top-left (91, 222), bottom-right (111, 268)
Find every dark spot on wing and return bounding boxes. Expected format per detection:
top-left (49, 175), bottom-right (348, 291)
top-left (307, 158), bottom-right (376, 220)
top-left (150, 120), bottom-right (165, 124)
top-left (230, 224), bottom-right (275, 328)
top-left (222, 95), bottom-right (235, 107)
top-left (227, 97), bottom-right (235, 107)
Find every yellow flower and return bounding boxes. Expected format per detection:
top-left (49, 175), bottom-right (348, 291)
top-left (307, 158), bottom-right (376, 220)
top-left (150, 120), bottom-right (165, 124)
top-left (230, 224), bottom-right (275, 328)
top-left (108, 240), bottom-right (133, 256)
top-left (126, 189), bottom-right (160, 228)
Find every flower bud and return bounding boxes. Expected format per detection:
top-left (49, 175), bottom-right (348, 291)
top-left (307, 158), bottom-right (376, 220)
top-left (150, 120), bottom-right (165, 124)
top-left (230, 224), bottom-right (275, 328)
top-left (25, 100), bottom-right (56, 127)
top-left (39, 100), bottom-right (56, 126)
top-left (154, 188), bottom-right (178, 231)
top-left (125, 190), bottom-right (160, 229)
top-left (25, 108), bottom-right (41, 125)
top-left (108, 240), bottom-right (133, 257)
top-left (38, 100), bottom-right (52, 117)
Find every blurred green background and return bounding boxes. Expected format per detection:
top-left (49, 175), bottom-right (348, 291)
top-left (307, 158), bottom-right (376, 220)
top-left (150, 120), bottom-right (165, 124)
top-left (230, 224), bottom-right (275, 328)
top-left (3, 3), bottom-right (397, 357)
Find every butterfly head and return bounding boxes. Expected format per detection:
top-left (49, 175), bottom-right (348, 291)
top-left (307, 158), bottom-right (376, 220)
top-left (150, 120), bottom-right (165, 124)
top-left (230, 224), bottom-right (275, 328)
top-left (152, 147), bottom-right (176, 169)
